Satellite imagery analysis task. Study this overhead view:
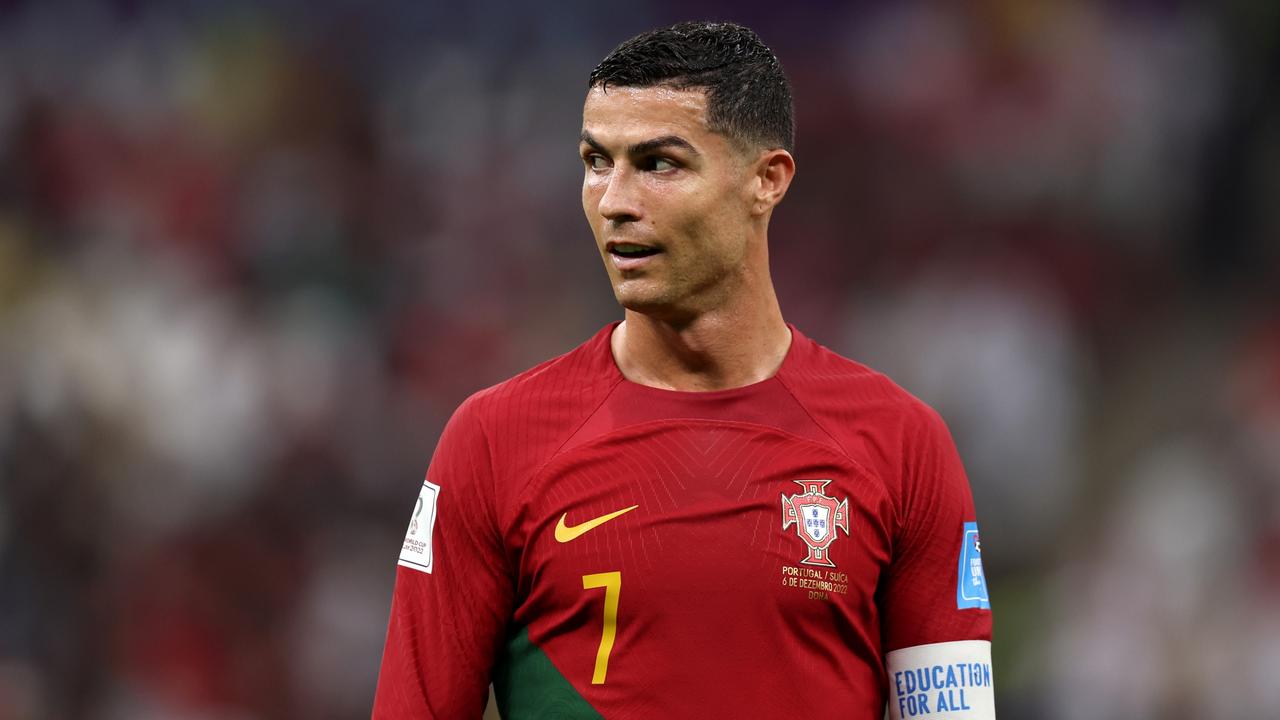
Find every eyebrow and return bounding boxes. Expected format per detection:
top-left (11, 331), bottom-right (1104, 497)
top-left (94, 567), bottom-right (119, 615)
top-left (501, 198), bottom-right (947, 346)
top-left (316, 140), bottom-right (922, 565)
top-left (580, 130), bottom-right (700, 158)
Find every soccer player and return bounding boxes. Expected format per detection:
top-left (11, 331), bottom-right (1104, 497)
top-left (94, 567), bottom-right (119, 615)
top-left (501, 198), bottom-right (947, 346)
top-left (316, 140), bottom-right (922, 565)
top-left (373, 21), bottom-right (994, 720)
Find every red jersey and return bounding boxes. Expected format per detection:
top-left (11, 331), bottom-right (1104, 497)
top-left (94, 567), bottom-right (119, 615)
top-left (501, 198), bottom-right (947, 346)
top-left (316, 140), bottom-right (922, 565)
top-left (373, 323), bottom-right (994, 719)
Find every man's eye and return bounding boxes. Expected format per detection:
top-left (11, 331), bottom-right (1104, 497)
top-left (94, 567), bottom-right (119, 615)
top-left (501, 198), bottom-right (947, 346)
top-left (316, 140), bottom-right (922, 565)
top-left (640, 156), bottom-right (680, 171)
top-left (586, 155), bottom-right (609, 170)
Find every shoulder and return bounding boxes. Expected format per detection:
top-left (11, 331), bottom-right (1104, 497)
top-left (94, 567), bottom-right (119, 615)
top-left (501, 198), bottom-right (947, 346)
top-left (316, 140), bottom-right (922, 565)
top-left (779, 327), bottom-right (941, 431)
top-left (778, 327), bottom-right (955, 503)
top-left (465, 324), bottom-right (619, 416)
top-left (445, 324), bottom-right (623, 477)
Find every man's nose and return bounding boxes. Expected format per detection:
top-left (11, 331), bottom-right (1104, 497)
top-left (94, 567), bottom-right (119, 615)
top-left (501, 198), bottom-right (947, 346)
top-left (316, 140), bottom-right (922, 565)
top-left (598, 167), bottom-right (642, 223)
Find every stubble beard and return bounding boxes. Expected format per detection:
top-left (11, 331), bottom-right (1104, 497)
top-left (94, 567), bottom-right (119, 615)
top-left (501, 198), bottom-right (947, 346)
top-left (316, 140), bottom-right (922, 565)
top-left (611, 255), bottom-right (743, 326)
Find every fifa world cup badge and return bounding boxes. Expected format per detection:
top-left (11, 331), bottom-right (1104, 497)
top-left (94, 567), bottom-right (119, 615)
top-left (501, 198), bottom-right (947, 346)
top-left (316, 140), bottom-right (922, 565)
top-left (781, 479), bottom-right (850, 567)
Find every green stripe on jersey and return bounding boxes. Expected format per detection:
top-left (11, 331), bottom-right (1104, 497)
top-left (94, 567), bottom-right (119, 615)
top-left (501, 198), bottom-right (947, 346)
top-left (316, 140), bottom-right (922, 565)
top-left (493, 626), bottom-right (603, 719)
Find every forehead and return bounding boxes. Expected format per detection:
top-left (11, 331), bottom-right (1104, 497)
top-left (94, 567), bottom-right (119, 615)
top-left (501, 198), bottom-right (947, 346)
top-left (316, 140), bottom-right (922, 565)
top-left (581, 85), bottom-right (713, 146)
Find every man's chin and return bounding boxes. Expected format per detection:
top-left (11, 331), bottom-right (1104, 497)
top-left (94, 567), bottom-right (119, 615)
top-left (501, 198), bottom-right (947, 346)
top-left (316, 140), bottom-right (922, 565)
top-left (615, 293), bottom-right (668, 314)
top-left (614, 291), bottom-right (699, 325)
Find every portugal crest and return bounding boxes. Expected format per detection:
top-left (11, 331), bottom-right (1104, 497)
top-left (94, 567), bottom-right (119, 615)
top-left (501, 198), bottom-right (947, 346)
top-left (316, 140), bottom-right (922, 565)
top-left (781, 479), bottom-right (850, 567)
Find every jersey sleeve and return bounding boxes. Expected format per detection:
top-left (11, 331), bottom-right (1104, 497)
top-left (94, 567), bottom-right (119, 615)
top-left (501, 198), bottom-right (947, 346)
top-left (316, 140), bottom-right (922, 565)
top-left (880, 402), bottom-right (995, 719)
top-left (372, 397), bottom-right (514, 719)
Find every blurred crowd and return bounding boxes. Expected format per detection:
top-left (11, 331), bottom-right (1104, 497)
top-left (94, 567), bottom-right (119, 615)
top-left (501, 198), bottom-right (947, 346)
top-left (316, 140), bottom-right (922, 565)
top-left (0, 1), bottom-right (1276, 719)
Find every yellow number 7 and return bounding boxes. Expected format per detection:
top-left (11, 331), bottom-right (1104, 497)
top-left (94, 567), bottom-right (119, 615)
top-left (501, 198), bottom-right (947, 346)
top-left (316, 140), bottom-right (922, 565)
top-left (581, 571), bottom-right (621, 684)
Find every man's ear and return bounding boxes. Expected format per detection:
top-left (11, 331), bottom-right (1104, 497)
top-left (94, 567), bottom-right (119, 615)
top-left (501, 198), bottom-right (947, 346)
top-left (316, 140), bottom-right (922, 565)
top-left (751, 149), bottom-right (795, 216)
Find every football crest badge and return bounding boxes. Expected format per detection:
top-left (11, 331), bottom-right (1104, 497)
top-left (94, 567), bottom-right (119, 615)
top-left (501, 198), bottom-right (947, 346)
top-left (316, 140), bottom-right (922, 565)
top-left (781, 479), bottom-right (850, 567)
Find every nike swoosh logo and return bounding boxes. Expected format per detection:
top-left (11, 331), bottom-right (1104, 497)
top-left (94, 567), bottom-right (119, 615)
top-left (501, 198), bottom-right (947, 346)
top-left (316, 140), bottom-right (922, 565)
top-left (555, 505), bottom-right (639, 543)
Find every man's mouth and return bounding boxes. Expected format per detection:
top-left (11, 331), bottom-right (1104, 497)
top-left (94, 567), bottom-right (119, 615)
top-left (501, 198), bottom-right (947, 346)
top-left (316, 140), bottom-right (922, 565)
top-left (607, 242), bottom-right (662, 259)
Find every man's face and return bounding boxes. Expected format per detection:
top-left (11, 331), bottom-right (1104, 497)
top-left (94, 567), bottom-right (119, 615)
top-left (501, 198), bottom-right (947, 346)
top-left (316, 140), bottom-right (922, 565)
top-left (580, 85), bottom-right (758, 320)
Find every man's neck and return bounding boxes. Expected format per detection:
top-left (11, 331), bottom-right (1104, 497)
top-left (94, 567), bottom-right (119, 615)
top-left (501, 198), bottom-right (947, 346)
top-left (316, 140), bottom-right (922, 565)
top-left (611, 294), bottom-right (791, 392)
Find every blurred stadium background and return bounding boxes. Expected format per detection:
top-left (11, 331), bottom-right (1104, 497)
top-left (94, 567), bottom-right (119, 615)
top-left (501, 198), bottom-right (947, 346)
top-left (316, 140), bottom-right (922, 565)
top-left (0, 1), bottom-right (1277, 718)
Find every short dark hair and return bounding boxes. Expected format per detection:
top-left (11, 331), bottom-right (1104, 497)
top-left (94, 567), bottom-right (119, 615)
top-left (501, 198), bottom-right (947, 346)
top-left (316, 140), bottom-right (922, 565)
top-left (588, 21), bottom-right (795, 153)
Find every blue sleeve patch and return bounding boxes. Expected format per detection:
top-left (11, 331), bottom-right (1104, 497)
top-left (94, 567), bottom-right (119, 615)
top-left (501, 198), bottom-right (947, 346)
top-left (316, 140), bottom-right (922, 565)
top-left (956, 522), bottom-right (990, 610)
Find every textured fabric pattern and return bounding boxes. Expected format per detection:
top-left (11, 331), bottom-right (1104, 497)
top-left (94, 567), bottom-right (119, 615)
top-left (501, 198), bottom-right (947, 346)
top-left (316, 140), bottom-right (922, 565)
top-left (371, 323), bottom-right (992, 719)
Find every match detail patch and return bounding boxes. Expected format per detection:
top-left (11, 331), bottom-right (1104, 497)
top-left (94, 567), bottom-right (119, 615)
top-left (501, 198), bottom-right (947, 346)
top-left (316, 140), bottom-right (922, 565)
top-left (398, 480), bottom-right (441, 574)
top-left (887, 640), bottom-right (995, 719)
top-left (956, 521), bottom-right (990, 610)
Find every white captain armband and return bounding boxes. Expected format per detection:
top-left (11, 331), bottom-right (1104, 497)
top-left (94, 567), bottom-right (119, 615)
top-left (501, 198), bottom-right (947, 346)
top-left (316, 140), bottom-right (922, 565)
top-left (398, 480), bottom-right (441, 574)
top-left (886, 640), bottom-right (995, 720)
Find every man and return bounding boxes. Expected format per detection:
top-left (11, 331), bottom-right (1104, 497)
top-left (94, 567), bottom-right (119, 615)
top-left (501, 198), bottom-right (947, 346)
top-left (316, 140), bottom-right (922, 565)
top-left (373, 21), bottom-right (994, 720)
